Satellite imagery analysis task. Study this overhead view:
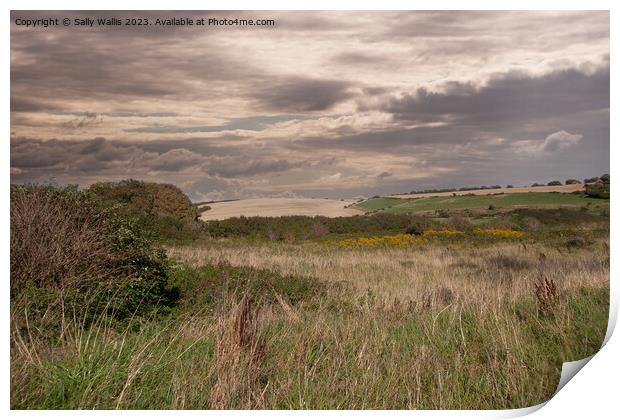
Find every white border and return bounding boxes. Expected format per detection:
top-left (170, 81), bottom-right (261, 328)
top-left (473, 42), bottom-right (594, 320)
top-left (3, 1), bottom-right (616, 418)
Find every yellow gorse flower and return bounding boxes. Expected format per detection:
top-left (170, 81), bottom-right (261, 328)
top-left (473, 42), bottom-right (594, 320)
top-left (332, 228), bottom-right (525, 248)
top-left (473, 228), bottom-right (525, 238)
top-left (336, 234), bottom-right (427, 248)
top-left (422, 229), bottom-right (465, 236)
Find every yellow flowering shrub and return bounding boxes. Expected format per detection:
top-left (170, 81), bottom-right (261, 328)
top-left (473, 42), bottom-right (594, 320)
top-left (336, 234), bottom-right (426, 248)
top-left (332, 228), bottom-right (525, 248)
top-left (473, 228), bottom-right (525, 238)
top-left (422, 229), bottom-right (465, 237)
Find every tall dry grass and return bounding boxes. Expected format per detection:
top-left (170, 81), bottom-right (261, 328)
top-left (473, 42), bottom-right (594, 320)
top-left (167, 239), bottom-right (608, 311)
top-left (11, 234), bottom-right (609, 409)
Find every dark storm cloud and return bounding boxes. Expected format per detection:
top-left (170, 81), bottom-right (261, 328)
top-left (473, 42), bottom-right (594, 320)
top-left (386, 67), bottom-right (610, 127)
top-left (253, 78), bottom-right (354, 112)
top-left (11, 137), bottom-right (146, 171)
top-left (11, 97), bottom-right (61, 113)
top-left (11, 137), bottom-right (308, 181)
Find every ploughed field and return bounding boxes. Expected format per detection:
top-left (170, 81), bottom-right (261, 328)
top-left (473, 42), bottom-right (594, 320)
top-left (200, 198), bottom-right (363, 220)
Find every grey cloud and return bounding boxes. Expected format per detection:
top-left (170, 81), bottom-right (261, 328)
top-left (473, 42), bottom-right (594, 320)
top-left (542, 131), bottom-right (583, 153)
top-left (253, 78), bottom-right (354, 112)
top-left (54, 111), bottom-right (179, 118)
top-left (125, 115), bottom-right (306, 133)
top-left (331, 51), bottom-right (387, 65)
top-left (202, 156), bottom-right (303, 178)
top-left (386, 67), bottom-right (610, 127)
top-left (147, 149), bottom-right (205, 172)
top-left (62, 112), bottom-right (103, 129)
top-left (11, 137), bottom-right (146, 172)
top-left (10, 11), bottom-right (610, 199)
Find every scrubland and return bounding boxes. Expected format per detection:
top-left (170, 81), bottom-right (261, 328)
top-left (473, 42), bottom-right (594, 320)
top-left (10, 184), bottom-right (610, 409)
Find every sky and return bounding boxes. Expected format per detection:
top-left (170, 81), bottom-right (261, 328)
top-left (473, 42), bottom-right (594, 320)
top-left (10, 11), bottom-right (610, 201)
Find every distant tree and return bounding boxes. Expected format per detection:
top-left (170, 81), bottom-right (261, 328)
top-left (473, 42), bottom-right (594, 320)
top-left (565, 179), bottom-right (580, 185)
top-left (506, 185), bottom-right (514, 188)
top-left (584, 177), bottom-right (601, 184)
top-left (585, 181), bottom-right (609, 199)
top-left (600, 174), bottom-right (610, 183)
top-left (531, 183), bottom-right (544, 187)
top-left (547, 181), bottom-right (562, 186)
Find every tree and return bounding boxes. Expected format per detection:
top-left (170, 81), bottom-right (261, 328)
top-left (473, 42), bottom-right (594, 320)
top-left (565, 179), bottom-right (580, 185)
top-left (547, 181), bottom-right (562, 186)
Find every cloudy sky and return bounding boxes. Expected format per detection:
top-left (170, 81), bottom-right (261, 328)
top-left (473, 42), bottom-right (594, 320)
top-left (10, 11), bottom-right (609, 201)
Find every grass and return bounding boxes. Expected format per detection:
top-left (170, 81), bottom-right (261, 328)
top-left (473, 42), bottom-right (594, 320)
top-left (11, 196), bottom-right (610, 409)
top-left (12, 235), bottom-right (609, 408)
top-left (354, 192), bottom-right (608, 214)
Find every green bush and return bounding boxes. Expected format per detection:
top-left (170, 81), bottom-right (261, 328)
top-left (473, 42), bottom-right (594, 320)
top-left (585, 182), bottom-right (609, 199)
top-left (89, 179), bottom-right (198, 222)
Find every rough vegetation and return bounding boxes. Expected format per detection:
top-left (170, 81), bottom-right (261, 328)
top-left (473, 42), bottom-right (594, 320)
top-left (90, 179), bottom-right (198, 222)
top-left (10, 179), bottom-right (610, 409)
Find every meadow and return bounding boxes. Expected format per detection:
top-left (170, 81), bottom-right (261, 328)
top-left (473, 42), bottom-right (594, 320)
top-left (353, 192), bottom-right (608, 214)
top-left (10, 183), bottom-right (610, 409)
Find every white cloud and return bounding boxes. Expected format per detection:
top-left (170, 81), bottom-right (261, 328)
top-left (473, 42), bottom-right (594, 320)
top-left (513, 130), bottom-right (583, 156)
top-left (540, 130), bottom-right (583, 153)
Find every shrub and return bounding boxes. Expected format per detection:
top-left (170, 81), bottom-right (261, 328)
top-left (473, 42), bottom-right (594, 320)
top-left (89, 179), bottom-right (198, 222)
top-left (10, 185), bottom-right (175, 324)
top-left (446, 215), bottom-right (471, 231)
top-left (522, 217), bottom-right (542, 232)
top-left (585, 182), bottom-right (609, 199)
top-left (311, 222), bottom-right (330, 237)
top-left (547, 181), bottom-right (562, 186)
top-left (405, 225), bottom-right (423, 236)
top-left (565, 179), bottom-right (580, 185)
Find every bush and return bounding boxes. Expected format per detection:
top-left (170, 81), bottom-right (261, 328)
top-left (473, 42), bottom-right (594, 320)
top-left (89, 179), bottom-right (198, 222)
top-left (203, 214), bottom-right (438, 239)
top-left (10, 185), bottom-right (175, 323)
top-left (565, 179), bottom-right (580, 185)
top-left (585, 182), bottom-right (609, 199)
top-left (446, 215), bottom-right (471, 231)
top-left (405, 225), bottom-right (423, 236)
top-left (547, 181), bottom-right (562, 186)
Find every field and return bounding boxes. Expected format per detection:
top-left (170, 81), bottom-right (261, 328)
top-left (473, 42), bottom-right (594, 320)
top-left (391, 183), bottom-right (585, 199)
top-left (201, 198), bottom-right (363, 220)
top-left (10, 185), bottom-right (610, 409)
top-left (353, 192), bottom-right (606, 214)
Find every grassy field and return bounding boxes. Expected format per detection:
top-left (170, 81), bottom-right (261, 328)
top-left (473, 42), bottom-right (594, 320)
top-left (391, 183), bottom-right (585, 199)
top-left (353, 192), bottom-right (607, 214)
top-left (10, 185), bottom-right (610, 409)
